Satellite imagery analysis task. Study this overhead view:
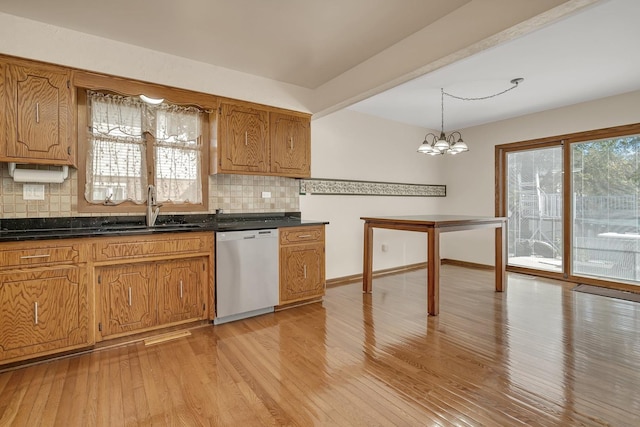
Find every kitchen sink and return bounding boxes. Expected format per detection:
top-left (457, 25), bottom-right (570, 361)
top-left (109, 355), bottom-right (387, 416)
top-left (96, 223), bottom-right (205, 232)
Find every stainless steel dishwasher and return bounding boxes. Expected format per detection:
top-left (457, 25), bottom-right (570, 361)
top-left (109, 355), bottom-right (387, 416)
top-left (214, 228), bottom-right (279, 324)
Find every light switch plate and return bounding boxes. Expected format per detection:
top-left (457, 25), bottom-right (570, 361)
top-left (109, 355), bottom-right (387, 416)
top-left (261, 191), bottom-right (271, 198)
top-left (23, 184), bottom-right (45, 200)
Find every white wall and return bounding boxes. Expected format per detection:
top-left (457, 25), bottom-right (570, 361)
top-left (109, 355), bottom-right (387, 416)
top-left (301, 109), bottom-right (445, 279)
top-left (441, 89), bottom-right (640, 265)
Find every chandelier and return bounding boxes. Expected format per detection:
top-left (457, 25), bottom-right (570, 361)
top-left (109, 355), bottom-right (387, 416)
top-left (417, 78), bottom-right (524, 156)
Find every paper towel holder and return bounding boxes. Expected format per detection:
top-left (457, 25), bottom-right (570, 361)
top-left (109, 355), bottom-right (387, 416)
top-left (7, 162), bottom-right (69, 184)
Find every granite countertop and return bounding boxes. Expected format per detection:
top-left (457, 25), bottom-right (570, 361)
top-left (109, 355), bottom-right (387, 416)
top-left (0, 212), bottom-right (328, 242)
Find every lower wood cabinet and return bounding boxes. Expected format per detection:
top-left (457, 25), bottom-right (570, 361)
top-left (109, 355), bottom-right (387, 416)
top-left (0, 265), bottom-right (89, 363)
top-left (0, 239), bottom-right (90, 364)
top-left (94, 232), bottom-right (213, 341)
top-left (279, 225), bottom-right (326, 305)
top-left (158, 258), bottom-right (207, 324)
top-left (97, 258), bottom-right (207, 339)
top-left (97, 263), bottom-right (157, 338)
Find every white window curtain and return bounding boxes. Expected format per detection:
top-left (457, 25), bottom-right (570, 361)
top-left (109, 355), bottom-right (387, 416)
top-left (152, 105), bottom-right (203, 204)
top-left (86, 91), bottom-right (203, 205)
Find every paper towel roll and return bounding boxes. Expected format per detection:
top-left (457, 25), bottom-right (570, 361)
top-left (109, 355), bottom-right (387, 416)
top-left (12, 168), bottom-right (67, 184)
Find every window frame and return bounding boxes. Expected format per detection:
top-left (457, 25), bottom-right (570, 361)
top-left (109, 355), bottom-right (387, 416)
top-left (74, 71), bottom-right (218, 214)
top-left (496, 122), bottom-right (640, 293)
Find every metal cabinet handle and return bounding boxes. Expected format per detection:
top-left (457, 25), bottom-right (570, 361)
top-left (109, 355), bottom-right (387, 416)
top-left (128, 287), bottom-right (132, 307)
top-left (34, 302), bottom-right (38, 325)
top-left (20, 254), bottom-right (51, 259)
top-left (180, 280), bottom-right (183, 299)
top-left (289, 137), bottom-right (294, 150)
top-left (245, 131), bottom-right (248, 146)
top-left (36, 103), bottom-right (40, 123)
top-left (303, 265), bottom-right (307, 279)
top-left (298, 234), bottom-right (312, 238)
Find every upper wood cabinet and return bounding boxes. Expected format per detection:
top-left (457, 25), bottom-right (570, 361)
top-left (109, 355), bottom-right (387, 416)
top-left (214, 100), bottom-right (311, 178)
top-left (217, 102), bottom-right (270, 173)
top-left (1, 59), bottom-right (74, 166)
top-left (270, 112), bottom-right (311, 177)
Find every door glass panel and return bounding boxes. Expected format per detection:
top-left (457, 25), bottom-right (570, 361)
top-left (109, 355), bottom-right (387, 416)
top-left (572, 135), bottom-right (640, 284)
top-left (507, 147), bottom-right (563, 271)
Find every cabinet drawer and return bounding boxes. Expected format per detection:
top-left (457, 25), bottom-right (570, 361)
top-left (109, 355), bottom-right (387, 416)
top-left (94, 232), bottom-right (213, 262)
top-left (0, 242), bottom-right (86, 269)
top-left (279, 226), bottom-right (324, 245)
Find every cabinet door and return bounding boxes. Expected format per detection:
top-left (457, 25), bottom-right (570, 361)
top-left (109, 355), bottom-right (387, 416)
top-left (158, 258), bottom-right (206, 324)
top-left (280, 242), bottom-right (325, 304)
top-left (270, 112), bottom-right (310, 177)
top-left (98, 264), bottom-right (157, 338)
top-left (4, 63), bottom-right (72, 163)
top-left (218, 102), bottom-right (269, 173)
top-left (0, 267), bottom-right (89, 362)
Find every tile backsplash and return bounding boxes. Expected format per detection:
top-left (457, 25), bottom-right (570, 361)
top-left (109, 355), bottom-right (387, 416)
top-left (209, 174), bottom-right (300, 214)
top-left (0, 164), bottom-right (300, 218)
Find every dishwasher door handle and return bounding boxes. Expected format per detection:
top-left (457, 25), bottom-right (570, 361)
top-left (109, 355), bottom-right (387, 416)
top-left (243, 235), bottom-right (256, 239)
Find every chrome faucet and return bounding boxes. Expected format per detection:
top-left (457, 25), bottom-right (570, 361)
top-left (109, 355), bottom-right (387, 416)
top-left (146, 184), bottom-right (161, 227)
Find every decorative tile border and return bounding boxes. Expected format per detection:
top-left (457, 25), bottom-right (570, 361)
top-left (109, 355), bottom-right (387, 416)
top-left (299, 178), bottom-right (446, 197)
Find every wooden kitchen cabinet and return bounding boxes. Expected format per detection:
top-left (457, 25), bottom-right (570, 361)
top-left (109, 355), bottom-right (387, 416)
top-left (158, 258), bottom-right (207, 324)
top-left (94, 232), bottom-right (213, 340)
top-left (213, 99), bottom-right (311, 177)
top-left (97, 263), bottom-right (157, 338)
top-left (279, 225), bottom-right (325, 305)
top-left (217, 101), bottom-right (270, 173)
top-left (270, 111), bottom-right (311, 177)
top-left (0, 239), bottom-right (90, 365)
top-left (1, 58), bottom-right (74, 165)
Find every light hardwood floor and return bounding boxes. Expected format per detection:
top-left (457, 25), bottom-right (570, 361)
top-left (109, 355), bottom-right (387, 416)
top-left (1, 265), bottom-right (640, 426)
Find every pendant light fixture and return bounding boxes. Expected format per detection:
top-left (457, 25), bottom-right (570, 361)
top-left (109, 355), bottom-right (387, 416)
top-left (418, 78), bottom-right (524, 156)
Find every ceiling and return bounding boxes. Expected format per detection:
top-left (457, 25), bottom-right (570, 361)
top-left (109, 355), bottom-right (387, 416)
top-left (0, 0), bottom-right (469, 89)
top-left (349, 0), bottom-right (640, 130)
top-left (0, 0), bottom-right (638, 130)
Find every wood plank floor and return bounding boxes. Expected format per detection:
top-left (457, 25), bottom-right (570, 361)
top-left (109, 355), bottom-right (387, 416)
top-left (1, 265), bottom-right (640, 426)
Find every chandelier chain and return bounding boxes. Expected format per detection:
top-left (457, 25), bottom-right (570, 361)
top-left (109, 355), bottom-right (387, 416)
top-left (442, 79), bottom-right (522, 102)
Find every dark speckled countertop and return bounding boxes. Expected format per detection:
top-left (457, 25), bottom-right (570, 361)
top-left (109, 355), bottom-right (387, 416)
top-left (0, 212), bottom-right (328, 242)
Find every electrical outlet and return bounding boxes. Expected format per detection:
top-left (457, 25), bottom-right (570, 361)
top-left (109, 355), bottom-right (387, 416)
top-left (261, 191), bottom-right (271, 198)
top-left (23, 184), bottom-right (45, 200)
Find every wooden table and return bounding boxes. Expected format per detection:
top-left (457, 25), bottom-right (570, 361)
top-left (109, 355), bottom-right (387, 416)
top-left (361, 215), bottom-right (507, 315)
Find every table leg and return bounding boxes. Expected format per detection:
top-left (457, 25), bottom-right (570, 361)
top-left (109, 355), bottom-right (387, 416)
top-left (427, 228), bottom-right (440, 315)
top-left (495, 225), bottom-right (506, 292)
top-left (363, 222), bottom-right (373, 293)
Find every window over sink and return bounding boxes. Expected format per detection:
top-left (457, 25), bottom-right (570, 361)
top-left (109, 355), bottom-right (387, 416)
top-left (77, 88), bottom-right (211, 213)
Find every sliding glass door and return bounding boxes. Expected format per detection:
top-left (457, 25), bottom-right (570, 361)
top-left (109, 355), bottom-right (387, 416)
top-left (506, 146), bottom-right (563, 272)
top-left (572, 136), bottom-right (640, 283)
top-left (497, 123), bottom-right (640, 289)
